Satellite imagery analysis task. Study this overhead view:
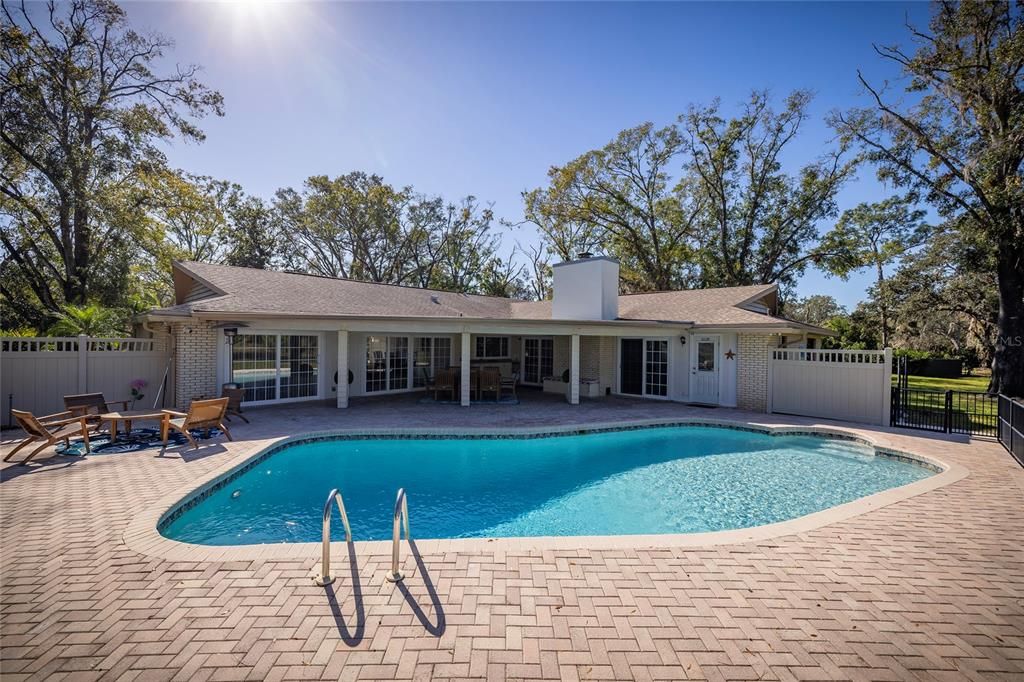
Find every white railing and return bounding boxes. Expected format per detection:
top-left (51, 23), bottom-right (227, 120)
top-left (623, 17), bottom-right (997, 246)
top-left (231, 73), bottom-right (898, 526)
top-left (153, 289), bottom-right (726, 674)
top-left (772, 348), bottom-right (888, 364)
top-left (1, 336), bottom-right (162, 353)
top-left (2, 337), bottom-right (81, 353)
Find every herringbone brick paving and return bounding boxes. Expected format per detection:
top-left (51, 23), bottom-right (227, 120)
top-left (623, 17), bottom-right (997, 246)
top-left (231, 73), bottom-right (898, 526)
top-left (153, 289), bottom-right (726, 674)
top-left (1, 395), bottom-right (1022, 680)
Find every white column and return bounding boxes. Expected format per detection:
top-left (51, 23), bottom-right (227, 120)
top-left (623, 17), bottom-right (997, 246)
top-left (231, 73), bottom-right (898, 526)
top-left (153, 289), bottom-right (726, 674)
top-left (569, 334), bottom-right (580, 405)
top-left (336, 330), bottom-right (349, 408)
top-left (460, 332), bottom-right (471, 406)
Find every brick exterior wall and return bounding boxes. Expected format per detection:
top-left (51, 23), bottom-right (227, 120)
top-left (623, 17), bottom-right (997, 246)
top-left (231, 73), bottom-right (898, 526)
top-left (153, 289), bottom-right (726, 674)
top-left (737, 333), bottom-right (775, 412)
top-left (171, 321), bottom-right (219, 409)
top-left (580, 337), bottom-right (600, 380)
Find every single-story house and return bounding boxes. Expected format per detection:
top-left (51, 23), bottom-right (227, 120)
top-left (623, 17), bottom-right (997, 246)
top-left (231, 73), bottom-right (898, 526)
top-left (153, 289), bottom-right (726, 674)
top-left (140, 256), bottom-right (833, 411)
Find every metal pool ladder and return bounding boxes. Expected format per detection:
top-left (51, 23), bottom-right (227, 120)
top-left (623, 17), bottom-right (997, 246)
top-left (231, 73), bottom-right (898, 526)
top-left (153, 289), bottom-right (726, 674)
top-left (314, 488), bottom-right (352, 586)
top-left (387, 488), bottom-right (411, 582)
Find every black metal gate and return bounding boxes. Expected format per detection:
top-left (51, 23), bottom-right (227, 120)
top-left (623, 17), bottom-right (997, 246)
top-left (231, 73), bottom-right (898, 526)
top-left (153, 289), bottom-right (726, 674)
top-left (890, 357), bottom-right (998, 437)
top-left (890, 386), bottom-right (998, 437)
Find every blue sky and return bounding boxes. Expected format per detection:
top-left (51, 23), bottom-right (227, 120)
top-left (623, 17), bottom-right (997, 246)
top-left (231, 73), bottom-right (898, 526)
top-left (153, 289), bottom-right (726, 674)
top-left (124, 1), bottom-right (933, 308)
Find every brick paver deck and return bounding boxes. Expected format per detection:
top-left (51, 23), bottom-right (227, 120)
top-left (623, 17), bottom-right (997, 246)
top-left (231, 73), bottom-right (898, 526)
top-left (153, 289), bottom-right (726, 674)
top-left (2, 394), bottom-right (1022, 681)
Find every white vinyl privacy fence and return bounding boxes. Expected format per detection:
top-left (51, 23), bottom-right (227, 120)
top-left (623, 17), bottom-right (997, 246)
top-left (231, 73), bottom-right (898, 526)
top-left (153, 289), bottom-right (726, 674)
top-left (768, 348), bottom-right (891, 426)
top-left (1, 336), bottom-right (171, 427)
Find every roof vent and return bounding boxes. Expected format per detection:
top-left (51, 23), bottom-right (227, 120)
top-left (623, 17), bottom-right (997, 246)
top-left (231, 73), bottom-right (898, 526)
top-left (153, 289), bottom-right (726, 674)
top-left (577, 251), bottom-right (593, 259)
top-left (430, 295), bottom-right (441, 305)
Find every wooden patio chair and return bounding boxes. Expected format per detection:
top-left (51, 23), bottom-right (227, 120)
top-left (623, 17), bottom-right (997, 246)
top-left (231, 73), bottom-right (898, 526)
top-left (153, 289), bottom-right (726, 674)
top-left (161, 398), bottom-right (232, 450)
top-left (432, 368), bottom-right (459, 402)
top-left (479, 367), bottom-right (501, 401)
top-left (5, 409), bottom-right (90, 464)
top-left (221, 387), bottom-right (250, 423)
top-left (63, 392), bottom-right (131, 432)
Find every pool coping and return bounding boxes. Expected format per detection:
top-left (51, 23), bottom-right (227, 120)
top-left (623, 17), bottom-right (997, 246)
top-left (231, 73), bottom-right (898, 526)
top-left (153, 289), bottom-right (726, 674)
top-left (122, 418), bottom-right (969, 564)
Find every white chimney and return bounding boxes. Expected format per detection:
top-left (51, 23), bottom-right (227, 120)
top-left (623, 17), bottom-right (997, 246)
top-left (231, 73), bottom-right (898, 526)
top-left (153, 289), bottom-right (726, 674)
top-left (551, 254), bottom-right (619, 320)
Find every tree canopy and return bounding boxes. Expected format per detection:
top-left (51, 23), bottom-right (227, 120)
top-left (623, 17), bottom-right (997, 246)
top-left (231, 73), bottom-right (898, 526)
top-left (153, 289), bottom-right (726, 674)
top-left (0, 0), bottom-right (223, 328)
top-left (524, 91), bottom-right (855, 294)
top-left (831, 0), bottom-right (1023, 393)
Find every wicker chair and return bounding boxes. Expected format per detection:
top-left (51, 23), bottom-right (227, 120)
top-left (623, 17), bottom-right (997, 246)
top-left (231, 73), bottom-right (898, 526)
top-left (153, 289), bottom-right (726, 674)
top-left (221, 387), bottom-right (250, 423)
top-left (5, 409), bottom-right (91, 464)
top-left (161, 398), bottom-right (232, 450)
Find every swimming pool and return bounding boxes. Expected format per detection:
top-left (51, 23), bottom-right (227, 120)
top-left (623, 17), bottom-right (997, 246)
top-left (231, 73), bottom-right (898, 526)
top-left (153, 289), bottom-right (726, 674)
top-left (160, 425), bottom-right (935, 545)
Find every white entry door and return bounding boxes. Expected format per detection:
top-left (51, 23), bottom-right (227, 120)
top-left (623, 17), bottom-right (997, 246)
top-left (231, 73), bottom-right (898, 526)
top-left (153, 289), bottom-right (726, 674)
top-left (689, 335), bottom-right (720, 404)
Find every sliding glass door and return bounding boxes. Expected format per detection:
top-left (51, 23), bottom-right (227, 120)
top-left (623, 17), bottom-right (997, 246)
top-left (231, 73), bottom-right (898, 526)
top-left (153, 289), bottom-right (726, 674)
top-left (619, 338), bottom-right (669, 398)
top-left (366, 336), bottom-right (414, 393)
top-left (231, 333), bottom-right (320, 404)
top-left (413, 337), bottom-right (452, 388)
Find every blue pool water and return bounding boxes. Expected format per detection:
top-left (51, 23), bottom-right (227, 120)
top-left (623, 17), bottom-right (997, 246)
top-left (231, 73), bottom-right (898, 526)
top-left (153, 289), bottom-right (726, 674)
top-left (161, 426), bottom-right (933, 545)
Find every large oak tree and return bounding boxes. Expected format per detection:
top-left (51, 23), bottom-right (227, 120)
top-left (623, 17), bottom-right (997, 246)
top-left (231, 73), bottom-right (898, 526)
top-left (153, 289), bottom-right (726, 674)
top-left (0, 0), bottom-right (223, 326)
top-left (832, 0), bottom-right (1023, 394)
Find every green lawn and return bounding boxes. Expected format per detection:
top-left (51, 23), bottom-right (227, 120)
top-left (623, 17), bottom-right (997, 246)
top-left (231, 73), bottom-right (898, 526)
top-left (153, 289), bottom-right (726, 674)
top-left (892, 374), bottom-right (991, 393)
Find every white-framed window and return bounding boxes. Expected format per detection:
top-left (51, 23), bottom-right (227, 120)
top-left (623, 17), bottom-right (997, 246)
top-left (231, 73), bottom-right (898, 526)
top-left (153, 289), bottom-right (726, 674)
top-left (475, 336), bottom-right (509, 359)
top-left (413, 337), bottom-right (452, 387)
top-left (231, 333), bottom-right (320, 404)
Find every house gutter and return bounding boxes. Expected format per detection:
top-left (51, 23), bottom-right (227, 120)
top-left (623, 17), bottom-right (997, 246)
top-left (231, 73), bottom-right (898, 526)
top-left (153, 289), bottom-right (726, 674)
top-left (142, 309), bottom-right (696, 330)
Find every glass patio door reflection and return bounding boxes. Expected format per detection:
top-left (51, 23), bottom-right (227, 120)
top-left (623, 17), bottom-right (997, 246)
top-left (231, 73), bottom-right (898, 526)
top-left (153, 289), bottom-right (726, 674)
top-left (231, 333), bottom-right (319, 404)
top-left (523, 337), bottom-right (553, 385)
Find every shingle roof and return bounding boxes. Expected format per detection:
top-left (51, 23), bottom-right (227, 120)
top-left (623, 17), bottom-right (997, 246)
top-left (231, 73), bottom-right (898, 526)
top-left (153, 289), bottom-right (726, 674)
top-left (148, 261), bottom-right (827, 333)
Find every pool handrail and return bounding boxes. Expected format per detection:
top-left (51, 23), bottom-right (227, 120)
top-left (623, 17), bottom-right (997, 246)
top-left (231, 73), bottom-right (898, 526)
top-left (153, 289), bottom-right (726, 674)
top-left (314, 488), bottom-right (352, 586)
top-left (387, 488), bottom-right (411, 582)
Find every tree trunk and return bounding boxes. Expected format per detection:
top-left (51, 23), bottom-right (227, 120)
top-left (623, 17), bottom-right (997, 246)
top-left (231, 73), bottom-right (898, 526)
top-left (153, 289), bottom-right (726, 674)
top-left (990, 235), bottom-right (1024, 397)
top-left (876, 260), bottom-right (888, 348)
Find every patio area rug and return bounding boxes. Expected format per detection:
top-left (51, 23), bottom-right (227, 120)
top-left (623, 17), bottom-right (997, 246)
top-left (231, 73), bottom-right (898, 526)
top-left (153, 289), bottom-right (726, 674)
top-left (54, 428), bottom-right (224, 456)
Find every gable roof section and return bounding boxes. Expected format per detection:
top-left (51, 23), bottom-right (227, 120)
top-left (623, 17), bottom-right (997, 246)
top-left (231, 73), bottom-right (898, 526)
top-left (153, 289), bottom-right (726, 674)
top-left (148, 261), bottom-right (830, 334)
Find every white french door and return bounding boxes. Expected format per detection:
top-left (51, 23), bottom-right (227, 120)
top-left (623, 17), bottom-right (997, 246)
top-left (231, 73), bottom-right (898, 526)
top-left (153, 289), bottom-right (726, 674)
top-left (230, 333), bottom-right (320, 404)
top-left (522, 337), bottom-right (553, 385)
top-left (689, 334), bottom-right (720, 404)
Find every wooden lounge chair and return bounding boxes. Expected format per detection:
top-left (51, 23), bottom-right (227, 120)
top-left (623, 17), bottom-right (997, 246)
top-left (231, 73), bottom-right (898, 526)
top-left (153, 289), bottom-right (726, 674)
top-left (5, 409), bottom-right (90, 464)
top-left (479, 367), bottom-right (501, 401)
top-left (430, 368), bottom-right (457, 402)
top-left (64, 392), bottom-right (131, 432)
top-left (221, 387), bottom-right (250, 423)
top-left (161, 398), bottom-right (232, 450)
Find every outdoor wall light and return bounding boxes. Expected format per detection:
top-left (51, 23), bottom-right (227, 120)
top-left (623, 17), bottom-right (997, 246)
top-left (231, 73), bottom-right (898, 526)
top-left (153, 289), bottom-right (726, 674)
top-left (679, 336), bottom-right (687, 346)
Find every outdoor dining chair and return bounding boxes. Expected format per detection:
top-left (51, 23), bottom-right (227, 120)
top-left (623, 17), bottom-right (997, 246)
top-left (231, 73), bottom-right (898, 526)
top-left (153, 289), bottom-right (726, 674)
top-left (479, 367), bottom-right (501, 401)
top-left (430, 368), bottom-right (457, 401)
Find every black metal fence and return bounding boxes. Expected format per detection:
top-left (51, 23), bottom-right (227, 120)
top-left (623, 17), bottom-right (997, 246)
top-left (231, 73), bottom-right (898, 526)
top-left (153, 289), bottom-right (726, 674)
top-left (890, 387), bottom-right (998, 438)
top-left (997, 394), bottom-right (1024, 467)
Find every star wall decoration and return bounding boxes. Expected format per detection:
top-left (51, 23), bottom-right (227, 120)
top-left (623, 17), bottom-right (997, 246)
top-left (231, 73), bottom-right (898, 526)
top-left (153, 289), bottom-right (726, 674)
top-left (725, 349), bottom-right (736, 360)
